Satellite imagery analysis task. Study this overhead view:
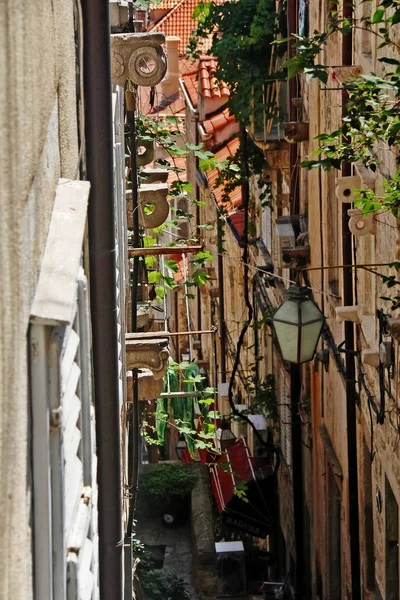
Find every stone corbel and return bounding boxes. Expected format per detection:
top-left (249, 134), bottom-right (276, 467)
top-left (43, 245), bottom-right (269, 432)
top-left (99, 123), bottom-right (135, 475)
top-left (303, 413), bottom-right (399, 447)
top-left (347, 208), bottom-right (375, 237)
top-left (335, 176), bottom-right (362, 203)
top-left (138, 183), bottom-right (170, 229)
top-left (335, 305), bottom-right (363, 324)
top-left (329, 65), bottom-right (363, 87)
top-left (126, 333), bottom-right (169, 380)
top-left (263, 143), bottom-right (290, 185)
top-left (284, 121), bottom-right (309, 143)
top-left (110, 32), bottom-right (167, 87)
top-left (127, 369), bottom-right (165, 402)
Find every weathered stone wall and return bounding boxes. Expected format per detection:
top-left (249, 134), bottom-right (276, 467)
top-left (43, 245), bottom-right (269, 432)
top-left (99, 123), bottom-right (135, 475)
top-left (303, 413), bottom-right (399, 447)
top-left (0, 2), bottom-right (79, 597)
top-left (190, 463), bottom-right (217, 599)
top-left (300, 1), bottom-right (400, 597)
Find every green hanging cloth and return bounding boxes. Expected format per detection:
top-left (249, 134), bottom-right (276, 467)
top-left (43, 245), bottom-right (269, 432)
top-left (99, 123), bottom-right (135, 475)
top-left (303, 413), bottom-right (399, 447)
top-left (156, 365), bottom-right (179, 445)
top-left (182, 363), bottom-right (204, 457)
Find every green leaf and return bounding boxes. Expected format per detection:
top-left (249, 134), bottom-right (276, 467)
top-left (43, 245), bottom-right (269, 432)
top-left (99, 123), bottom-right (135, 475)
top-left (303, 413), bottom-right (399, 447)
top-left (378, 57), bottom-right (400, 65)
top-left (372, 8), bottom-right (385, 22)
top-left (165, 258), bottom-right (179, 272)
top-left (162, 274), bottom-right (178, 289)
top-left (148, 271), bottom-right (161, 284)
top-left (145, 255), bottom-right (156, 269)
top-left (143, 235), bottom-right (157, 248)
top-left (191, 250), bottom-right (213, 264)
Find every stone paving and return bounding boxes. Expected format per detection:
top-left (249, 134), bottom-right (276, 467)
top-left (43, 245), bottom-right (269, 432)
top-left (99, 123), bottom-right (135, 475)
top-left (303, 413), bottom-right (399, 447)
top-left (135, 487), bottom-right (198, 599)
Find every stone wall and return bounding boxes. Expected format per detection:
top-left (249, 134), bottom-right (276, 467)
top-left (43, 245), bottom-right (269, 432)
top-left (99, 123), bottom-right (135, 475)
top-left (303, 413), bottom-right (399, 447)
top-left (190, 463), bottom-right (217, 599)
top-left (0, 2), bottom-right (79, 597)
top-left (301, 1), bottom-right (400, 596)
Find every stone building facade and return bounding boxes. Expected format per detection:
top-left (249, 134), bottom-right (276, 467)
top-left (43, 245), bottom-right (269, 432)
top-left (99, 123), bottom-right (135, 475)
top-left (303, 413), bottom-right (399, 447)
top-left (1, 2), bottom-right (81, 597)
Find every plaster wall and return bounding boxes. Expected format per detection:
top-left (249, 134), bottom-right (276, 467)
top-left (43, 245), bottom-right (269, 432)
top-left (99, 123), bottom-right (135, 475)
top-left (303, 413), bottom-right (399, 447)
top-left (0, 1), bottom-right (79, 597)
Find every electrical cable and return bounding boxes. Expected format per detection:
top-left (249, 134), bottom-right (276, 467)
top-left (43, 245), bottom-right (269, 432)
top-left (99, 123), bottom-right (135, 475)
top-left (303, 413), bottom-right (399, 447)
top-left (227, 127), bottom-right (278, 459)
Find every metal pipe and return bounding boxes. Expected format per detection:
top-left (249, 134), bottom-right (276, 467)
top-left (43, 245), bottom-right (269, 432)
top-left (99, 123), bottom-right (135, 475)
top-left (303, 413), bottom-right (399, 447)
top-left (217, 218), bottom-right (227, 383)
top-left (288, 0), bottom-right (299, 214)
top-left (287, 0), bottom-right (303, 593)
top-left (159, 391), bottom-right (204, 398)
top-left (291, 364), bottom-right (304, 598)
top-left (127, 105), bottom-right (141, 537)
top-left (300, 262), bottom-right (392, 271)
top-left (128, 244), bottom-right (203, 257)
top-left (342, 5), bottom-right (361, 597)
top-left (126, 329), bottom-right (215, 339)
top-left (82, 0), bottom-right (123, 596)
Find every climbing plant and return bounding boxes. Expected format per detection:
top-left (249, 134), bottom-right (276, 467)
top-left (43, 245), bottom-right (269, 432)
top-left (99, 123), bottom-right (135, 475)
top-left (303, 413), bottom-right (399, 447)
top-left (188, 0), bottom-right (287, 125)
top-left (270, 0), bottom-right (400, 213)
top-left (132, 537), bottom-right (190, 600)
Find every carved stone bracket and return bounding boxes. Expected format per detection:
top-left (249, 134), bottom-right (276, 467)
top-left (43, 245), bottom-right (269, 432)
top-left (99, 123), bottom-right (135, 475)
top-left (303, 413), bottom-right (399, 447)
top-left (126, 183), bottom-right (170, 229)
top-left (126, 334), bottom-right (169, 380)
top-left (127, 369), bottom-right (165, 402)
top-left (139, 183), bottom-right (170, 229)
top-left (264, 142), bottom-right (290, 185)
top-left (110, 32), bottom-right (167, 87)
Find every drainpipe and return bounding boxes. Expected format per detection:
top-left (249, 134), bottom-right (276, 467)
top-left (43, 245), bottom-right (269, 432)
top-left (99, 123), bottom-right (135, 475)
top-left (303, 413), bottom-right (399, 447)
top-left (82, 0), bottom-right (123, 598)
top-left (341, 6), bottom-right (361, 598)
top-left (288, 0), bottom-right (299, 213)
top-left (217, 218), bottom-right (227, 383)
top-left (291, 364), bottom-right (303, 598)
top-left (287, 0), bottom-right (303, 594)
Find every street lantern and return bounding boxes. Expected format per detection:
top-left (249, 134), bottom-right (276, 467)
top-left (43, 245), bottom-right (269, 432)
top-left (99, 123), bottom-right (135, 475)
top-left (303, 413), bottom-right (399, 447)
top-left (175, 436), bottom-right (188, 461)
top-left (216, 420), bottom-right (237, 451)
top-left (272, 285), bottom-right (325, 364)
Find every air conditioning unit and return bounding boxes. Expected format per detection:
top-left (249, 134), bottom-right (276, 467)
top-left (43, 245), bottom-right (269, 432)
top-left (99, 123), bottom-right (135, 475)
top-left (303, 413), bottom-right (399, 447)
top-left (216, 541), bottom-right (247, 599)
top-left (261, 581), bottom-right (285, 599)
top-left (275, 215), bottom-right (310, 267)
top-left (275, 219), bottom-right (296, 251)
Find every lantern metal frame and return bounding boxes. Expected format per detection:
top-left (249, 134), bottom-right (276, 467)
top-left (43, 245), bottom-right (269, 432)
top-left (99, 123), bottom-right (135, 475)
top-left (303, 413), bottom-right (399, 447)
top-left (175, 436), bottom-right (188, 461)
top-left (216, 420), bottom-right (237, 451)
top-left (272, 285), bottom-right (326, 364)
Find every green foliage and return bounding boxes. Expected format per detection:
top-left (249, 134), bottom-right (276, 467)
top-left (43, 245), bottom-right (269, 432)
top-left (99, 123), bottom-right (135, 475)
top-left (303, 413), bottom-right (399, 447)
top-left (132, 538), bottom-right (190, 600)
top-left (240, 374), bottom-right (278, 422)
top-left (355, 171), bottom-right (400, 217)
top-left (285, 6), bottom-right (400, 215)
top-left (139, 463), bottom-right (198, 507)
top-left (188, 0), bottom-right (286, 124)
top-left (300, 73), bottom-right (400, 173)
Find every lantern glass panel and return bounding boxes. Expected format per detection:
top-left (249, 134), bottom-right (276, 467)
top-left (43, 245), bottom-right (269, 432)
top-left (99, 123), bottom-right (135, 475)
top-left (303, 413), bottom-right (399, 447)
top-left (274, 322), bottom-right (300, 363)
top-left (273, 298), bottom-right (301, 325)
top-left (300, 320), bottom-right (324, 362)
top-left (300, 298), bottom-right (324, 325)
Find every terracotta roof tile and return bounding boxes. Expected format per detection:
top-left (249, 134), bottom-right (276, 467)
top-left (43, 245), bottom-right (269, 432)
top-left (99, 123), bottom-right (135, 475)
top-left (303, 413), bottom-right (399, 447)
top-left (149, 0), bottom-right (180, 9)
top-left (198, 57), bottom-right (230, 100)
top-left (138, 57), bottom-right (198, 116)
top-left (203, 107), bottom-right (235, 135)
top-left (167, 156), bottom-right (187, 184)
top-left (206, 137), bottom-right (243, 226)
top-left (149, 0), bottom-right (225, 55)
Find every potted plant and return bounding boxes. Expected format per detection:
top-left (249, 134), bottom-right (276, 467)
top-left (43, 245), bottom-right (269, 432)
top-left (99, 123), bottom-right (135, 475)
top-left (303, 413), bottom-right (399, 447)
top-left (139, 463), bottom-right (197, 527)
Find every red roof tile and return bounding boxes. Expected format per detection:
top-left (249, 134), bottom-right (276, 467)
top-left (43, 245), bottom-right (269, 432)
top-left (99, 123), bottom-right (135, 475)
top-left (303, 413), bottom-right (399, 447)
top-left (138, 57), bottom-right (198, 117)
top-left (149, 0), bottom-right (225, 55)
top-left (198, 57), bottom-right (230, 99)
top-left (167, 156), bottom-right (187, 184)
top-left (149, 0), bottom-right (180, 9)
top-left (206, 137), bottom-right (243, 220)
top-left (203, 107), bottom-right (236, 135)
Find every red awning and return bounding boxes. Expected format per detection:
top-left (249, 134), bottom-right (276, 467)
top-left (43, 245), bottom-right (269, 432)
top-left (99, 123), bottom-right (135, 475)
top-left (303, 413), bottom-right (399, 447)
top-left (210, 438), bottom-right (275, 539)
